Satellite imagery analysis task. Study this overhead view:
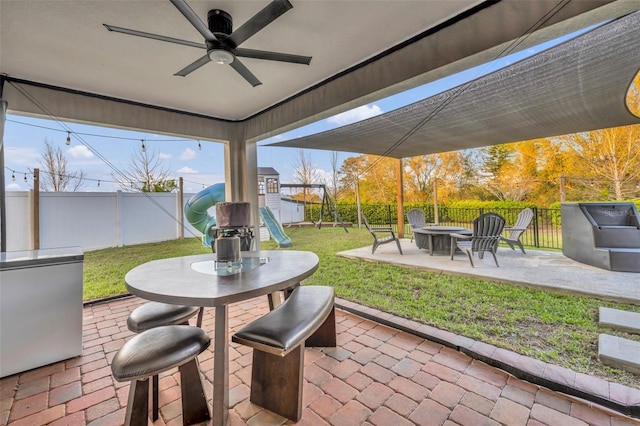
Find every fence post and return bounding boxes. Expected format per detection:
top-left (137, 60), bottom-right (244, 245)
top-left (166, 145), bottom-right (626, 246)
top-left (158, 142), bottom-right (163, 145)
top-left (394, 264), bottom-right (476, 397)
top-left (33, 168), bottom-right (40, 250)
top-left (532, 206), bottom-right (540, 248)
top-left (178, 177), bottom-right (184, 239)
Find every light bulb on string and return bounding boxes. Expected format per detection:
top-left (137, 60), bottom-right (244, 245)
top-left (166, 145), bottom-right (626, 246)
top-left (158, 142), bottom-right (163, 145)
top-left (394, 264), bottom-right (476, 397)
top-left (141, 139), bottom-right (146, 153)
top-left (24, 173), bottom-right (28, 183)
top-left (198, 140), bottom-right (202, 151)
top-left (66, 131), bottom-right (71, 145)
top-left (12, 171), bottom-right (16, 181)
top-left (97, 180), bottom-right (101, 187)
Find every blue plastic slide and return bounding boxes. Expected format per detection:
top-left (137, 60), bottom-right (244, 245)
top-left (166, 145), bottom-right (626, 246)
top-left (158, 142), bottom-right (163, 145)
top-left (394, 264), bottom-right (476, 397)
top-left (184, 183), bottom-right (225, 247)
top-left (259, 206), bottom-right (293, 248)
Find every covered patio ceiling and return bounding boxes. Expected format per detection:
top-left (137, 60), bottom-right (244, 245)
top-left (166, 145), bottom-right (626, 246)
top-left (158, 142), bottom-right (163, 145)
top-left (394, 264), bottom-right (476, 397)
top-left (2, 0), bottom-right (637, 146)
top-left (270, 9), bottom-right (640, 158)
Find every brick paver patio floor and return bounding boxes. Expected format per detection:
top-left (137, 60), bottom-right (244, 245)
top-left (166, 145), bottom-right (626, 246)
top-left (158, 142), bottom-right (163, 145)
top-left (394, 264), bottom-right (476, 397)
top-left (1, 295), bottom-right (639, 426)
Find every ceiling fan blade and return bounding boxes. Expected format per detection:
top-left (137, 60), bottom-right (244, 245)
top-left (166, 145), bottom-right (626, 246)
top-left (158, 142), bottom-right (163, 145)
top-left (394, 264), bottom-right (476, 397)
top-left (230, 59), bottom-right (262, 87)
top-left (103, 24), bottom-right (206, 49)
top-left (236, 48), bottom-right (311, 65)
top-left (227, 0), bottom-right (293, 47)
top-left (174, 55), bottom-right (211, 77)
top-left (169, 0), bottom-right (217, 42)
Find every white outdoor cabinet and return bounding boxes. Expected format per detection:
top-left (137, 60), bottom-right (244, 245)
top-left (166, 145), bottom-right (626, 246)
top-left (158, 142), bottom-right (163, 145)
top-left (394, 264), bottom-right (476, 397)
top-left (0, 247), bottom-right (84, 378)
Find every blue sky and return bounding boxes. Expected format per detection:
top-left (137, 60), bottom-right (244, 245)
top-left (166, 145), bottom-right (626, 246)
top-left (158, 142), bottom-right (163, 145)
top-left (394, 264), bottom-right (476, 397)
top-left (3, 24), bottom-right (593, 194)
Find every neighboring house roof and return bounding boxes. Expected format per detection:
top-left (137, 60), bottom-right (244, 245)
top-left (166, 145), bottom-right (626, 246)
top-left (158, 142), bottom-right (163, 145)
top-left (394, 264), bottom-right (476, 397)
top-left (258, 167), bottom-right (280, 176)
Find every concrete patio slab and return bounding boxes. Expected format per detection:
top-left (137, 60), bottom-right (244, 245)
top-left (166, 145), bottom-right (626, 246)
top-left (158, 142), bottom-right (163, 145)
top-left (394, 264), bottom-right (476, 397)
top-left (600, 307), bottom-right (640, 334)
top-left (338, 239), bottom-right (640, 305)
top-left (599, 334), bottom-right (640, 375)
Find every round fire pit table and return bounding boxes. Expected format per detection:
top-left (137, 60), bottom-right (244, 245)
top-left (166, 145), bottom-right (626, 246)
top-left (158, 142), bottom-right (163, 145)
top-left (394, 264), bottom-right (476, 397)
top-left (413, 226), bottom-right (472, 255)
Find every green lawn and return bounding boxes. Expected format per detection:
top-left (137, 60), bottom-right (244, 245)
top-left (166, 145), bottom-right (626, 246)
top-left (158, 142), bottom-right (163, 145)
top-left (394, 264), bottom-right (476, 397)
top-left (83, 227), bottom-right (640, 388)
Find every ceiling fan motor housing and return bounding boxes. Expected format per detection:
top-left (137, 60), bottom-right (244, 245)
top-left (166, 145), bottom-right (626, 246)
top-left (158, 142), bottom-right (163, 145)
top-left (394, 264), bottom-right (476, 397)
top-left (208, 9), bottom-right (233, 39)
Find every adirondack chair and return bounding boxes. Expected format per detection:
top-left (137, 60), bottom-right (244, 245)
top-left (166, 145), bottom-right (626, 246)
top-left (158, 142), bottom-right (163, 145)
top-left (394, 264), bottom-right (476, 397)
top-left (450, 212), bottom-right (506, 267)
top-left (406, 208), bottom-right (426, 242)
top-left (500, 208), bottom-right (534, 254)
top-left (362, 214), bottom-right (403, 255)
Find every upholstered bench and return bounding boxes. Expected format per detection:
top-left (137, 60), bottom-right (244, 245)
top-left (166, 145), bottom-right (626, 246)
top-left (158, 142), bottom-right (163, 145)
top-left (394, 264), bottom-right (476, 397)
top-left (232, 285), bottom-right (336, 421)
top-left (126, 302), bottom-right (203, 420)
top-left (111, 325), bottom-right (210, 426)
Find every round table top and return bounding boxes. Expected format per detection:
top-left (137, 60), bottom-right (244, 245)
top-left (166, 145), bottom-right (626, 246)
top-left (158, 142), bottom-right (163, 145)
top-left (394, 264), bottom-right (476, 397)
top-left (125, 250), bottom-right (319, 307)
top-left (416, 226), bottom-right (472, 234)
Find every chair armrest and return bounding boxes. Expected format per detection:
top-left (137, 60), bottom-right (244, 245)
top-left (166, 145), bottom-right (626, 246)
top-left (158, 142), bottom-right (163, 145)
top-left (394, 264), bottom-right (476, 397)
top-left (450, 232), bottom-right (471, 240)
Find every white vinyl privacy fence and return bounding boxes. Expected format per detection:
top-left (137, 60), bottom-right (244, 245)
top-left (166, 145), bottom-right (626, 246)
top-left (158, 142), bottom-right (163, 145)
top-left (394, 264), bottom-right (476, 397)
top-left (4, 191), bottom-right (202, 252)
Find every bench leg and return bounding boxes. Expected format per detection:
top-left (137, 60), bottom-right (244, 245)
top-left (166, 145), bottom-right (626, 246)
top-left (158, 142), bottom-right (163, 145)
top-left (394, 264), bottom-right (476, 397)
top-left (305, 307), bottom-right (337, 348)
top-left (124, 378), bottom-right (149, 426)
top-left (250, 345), bottom-right (304, 422)
top-left (179, 358), bottom-right (210, 426)
top-left (151, 374), bottom-right (159, 421)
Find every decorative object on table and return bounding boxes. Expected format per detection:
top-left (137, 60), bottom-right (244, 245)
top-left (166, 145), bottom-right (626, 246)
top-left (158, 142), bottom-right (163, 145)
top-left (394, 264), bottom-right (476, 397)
top-left (450, 212), bottom-right (506, 267)
top-left (406, 208), bottom-right (426, 242)
top-left (211, 202), bottom-right (254, 269)
top-left (500, 207), bottom-right (534, 254)
top-left (362, 214), bottom-right (403, 255)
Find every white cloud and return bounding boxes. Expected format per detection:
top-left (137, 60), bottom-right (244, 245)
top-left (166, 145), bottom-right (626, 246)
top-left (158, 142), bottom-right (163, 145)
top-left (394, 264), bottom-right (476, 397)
top-left (67, 145), bottom-right (94, 159)
top-left (159, 152), bottom-right (172, 160)
top-left (177, 166), bottom-right (198, 174)
top-left (326, 104), bottom-right (383, 126)
top-left (6, 182), bottom-right (23, 191)
top-left (5, 146), bottom-right (40, 166)
top-left (179, 148), bottom-right (196, 160)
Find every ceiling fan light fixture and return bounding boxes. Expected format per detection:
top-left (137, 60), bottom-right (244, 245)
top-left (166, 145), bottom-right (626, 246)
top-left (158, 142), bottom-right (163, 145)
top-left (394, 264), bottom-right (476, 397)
top-left (208, 49), bottom-right (234, 65)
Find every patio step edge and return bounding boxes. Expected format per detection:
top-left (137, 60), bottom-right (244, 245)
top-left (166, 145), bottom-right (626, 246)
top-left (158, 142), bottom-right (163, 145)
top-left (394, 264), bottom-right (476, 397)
top-left (598, 333), bottom-right (640, 376)
top-left (599, 307), bottom-right (640, 335)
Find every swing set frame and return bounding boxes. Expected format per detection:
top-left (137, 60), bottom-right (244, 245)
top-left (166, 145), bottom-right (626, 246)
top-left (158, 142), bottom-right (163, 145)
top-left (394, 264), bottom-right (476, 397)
top-left (280, 183), bottom-right (348, 233)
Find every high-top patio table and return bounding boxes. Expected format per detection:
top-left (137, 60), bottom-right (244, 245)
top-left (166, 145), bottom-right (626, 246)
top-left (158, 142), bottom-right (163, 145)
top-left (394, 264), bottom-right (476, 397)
top-left (125, 250), bottom-right (319, 426)
top-left (414, 226), bottom-right (472, 255)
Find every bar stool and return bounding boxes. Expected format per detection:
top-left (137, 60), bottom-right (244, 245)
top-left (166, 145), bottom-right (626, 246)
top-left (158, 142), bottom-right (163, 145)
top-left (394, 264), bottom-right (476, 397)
top-left (126, 302), bottom-right (203, 420)
top-left (111, 325), bottom-right (210, 426)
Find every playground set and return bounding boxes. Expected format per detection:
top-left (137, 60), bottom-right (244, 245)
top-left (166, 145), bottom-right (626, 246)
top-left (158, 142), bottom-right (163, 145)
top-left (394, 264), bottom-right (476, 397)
top-left (184, 178), bottom-right (346, 249)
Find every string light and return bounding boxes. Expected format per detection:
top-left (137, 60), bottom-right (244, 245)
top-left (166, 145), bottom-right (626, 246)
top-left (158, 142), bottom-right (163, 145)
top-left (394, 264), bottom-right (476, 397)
top-left (198, 140), bottom-right (202, 151)
top-left (8, 119), bottom-right (197, 143)
top-left (66, 131), bottom-right (71, 145)
top-left (141, 139), bottom-right (146, 153)
top-left (6, 167), bottom-right (211, 190)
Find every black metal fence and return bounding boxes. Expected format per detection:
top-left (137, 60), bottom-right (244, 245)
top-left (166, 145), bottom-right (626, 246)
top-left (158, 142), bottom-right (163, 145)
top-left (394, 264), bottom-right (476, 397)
top-left (307, 203), bottom-right (563, 250)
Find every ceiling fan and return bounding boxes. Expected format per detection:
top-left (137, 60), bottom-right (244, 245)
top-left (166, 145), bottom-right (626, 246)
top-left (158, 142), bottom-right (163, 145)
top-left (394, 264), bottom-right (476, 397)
top-left (104, 0), bottom-right (311, 87)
